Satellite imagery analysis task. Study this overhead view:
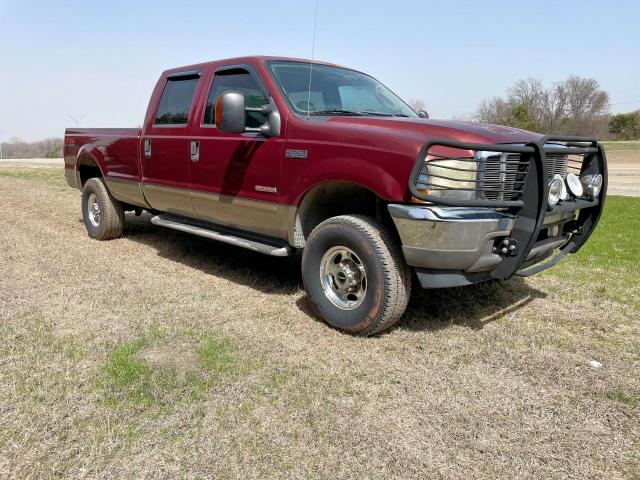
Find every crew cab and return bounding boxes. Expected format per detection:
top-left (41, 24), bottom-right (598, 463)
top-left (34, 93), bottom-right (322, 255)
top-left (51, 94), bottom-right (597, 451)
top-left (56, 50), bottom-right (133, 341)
top-left (64, 56), bottom-right (607, 336)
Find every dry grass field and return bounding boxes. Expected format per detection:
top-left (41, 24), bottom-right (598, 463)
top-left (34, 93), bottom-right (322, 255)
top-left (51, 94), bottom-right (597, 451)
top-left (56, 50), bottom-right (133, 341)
top-left (0, 163), bottom-right (638, 479)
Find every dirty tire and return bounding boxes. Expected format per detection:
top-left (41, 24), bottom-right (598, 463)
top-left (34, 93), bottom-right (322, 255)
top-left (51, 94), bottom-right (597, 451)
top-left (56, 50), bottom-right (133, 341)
top-left (302, 215), bottom-right (411, 336)
top-left (81, 177), bottom-right (124, 240)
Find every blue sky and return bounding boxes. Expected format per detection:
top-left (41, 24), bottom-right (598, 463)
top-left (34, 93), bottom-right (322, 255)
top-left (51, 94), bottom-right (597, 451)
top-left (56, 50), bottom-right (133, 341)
top-left (1, 0), bottom-right (638, 140)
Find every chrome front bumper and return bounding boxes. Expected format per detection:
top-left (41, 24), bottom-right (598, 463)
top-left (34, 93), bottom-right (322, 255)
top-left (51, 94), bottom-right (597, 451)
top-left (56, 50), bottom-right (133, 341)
top-left (388, 205), bottom-right (516, 273)
top-left (387, 203), bottom-right (590, 288)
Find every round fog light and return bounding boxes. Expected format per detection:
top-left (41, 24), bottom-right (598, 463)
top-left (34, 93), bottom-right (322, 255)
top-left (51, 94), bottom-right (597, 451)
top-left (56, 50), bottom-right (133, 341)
top-left (566, 173), bottom-right (584, 197)
top-left (548, 178), bottom-right (563, 206)
top-left (589, 173), bottom-right (603, 198)
top-left (554, 174), bottom-right (568, 200)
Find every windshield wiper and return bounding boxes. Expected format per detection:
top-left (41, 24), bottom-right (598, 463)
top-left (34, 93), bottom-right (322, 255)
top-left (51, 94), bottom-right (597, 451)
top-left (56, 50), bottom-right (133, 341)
top-left (308, 109), bottom-right (412, 118)
top-left (308, 109), bottom-right (365, 116)
top-left (362, 111), bottom-right (414, 117)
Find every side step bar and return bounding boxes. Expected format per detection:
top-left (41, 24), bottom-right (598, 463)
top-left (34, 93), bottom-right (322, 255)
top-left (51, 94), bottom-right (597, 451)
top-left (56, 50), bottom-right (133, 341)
top-left (150, 215), bottom-right (294, 257)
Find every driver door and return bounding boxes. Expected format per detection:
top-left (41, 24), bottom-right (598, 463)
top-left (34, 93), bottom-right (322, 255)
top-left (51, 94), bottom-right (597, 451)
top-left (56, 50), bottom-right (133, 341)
top-left (188, 65), bottom-right (287, 239)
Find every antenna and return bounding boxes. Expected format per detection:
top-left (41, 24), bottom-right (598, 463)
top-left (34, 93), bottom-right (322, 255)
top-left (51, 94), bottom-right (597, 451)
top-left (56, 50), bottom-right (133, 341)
top-left (67, 114), bottom-right (86, 128)
top-left (306, 0), bottom-right (320, 120)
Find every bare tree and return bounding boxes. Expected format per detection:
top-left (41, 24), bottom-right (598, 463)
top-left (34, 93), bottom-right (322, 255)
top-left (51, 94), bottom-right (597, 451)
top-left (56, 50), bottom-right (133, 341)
top-left (476, 97), bottom-right (512, 125)
top-left (475, 75), bottom-right (610, 136)
top-left (408, 99), bottom-right (426, 113)
top-left (562, 76), bottom-right (609, 135)
top-left (509, 78), bottom-right (545, 126)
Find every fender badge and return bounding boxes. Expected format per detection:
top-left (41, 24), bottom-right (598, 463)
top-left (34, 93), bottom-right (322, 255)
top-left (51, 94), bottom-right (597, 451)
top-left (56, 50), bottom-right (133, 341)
top-left (255, 185), bottom-right (277, 193)
top-left (285, 149), bottom-right (308, 159)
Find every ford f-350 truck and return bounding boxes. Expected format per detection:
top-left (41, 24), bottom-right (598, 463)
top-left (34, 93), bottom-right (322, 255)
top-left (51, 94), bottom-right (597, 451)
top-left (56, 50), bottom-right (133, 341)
top-left (64, 56), bottom-right (607, 336)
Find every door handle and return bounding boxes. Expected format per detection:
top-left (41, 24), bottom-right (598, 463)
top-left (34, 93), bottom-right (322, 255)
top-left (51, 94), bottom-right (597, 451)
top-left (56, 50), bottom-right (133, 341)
top-left (190, 140), bottom-right (200, 162)
top-left (144, 139), bottom-right (152, 158)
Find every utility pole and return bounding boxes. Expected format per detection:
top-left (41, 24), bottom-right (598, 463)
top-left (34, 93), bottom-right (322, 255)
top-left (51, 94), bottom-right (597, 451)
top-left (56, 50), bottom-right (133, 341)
top-left (67, 114), bottom-right (86, 128)
top-left (0, 131), bottom-right (5, 161)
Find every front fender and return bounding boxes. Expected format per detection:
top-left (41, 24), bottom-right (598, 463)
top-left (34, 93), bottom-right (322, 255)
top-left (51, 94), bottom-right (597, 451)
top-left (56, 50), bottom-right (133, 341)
top-left (292, 156), bottom-right (407, 205)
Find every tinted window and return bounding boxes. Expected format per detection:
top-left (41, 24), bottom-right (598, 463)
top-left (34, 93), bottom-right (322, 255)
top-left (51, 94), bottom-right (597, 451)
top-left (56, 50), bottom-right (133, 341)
top-left (155, 75), bottom-right (199, 125)
top-left (203, 69), bottom-right (269, 128)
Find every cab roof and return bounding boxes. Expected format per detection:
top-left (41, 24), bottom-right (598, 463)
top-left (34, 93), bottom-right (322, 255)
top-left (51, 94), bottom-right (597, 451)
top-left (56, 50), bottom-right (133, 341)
top-left (163, 56), bottom-right (347, 76)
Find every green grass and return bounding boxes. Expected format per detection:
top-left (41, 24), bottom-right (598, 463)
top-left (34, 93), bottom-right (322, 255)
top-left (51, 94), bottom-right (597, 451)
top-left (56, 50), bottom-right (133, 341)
top-left (100, 338), bottom-right (153, 406)
top-left (0, 168), bottom-right (70, 189)
top-left (606, 389), bottom-right (639, 408)
top-left (601, 141), bottom-right (640, 151)
top-left (95, 330), bottom-right (247, 410)
top-left (546, 196), bottom-right (640, 310)
top-left (197, 337), bottom-right (238, 373)
top-left (570, 196), bottom-right (640, 269)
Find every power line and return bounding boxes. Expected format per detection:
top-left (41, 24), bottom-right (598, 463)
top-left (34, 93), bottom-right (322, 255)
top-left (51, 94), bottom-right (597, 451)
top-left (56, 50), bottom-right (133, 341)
top-left (607, 100), bottom-right (640, 106)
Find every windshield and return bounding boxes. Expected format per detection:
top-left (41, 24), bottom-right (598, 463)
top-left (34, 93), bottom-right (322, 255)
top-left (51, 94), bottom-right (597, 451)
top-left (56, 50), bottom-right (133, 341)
top-left (267, 61), bottom-right (418, 118)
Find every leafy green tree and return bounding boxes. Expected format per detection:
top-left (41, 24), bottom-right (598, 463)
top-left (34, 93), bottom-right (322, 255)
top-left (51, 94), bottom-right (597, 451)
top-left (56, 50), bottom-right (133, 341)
top-left (510, 105), bottom-right (540, 131)
top-left (608, 110), bottom-right (640, 140)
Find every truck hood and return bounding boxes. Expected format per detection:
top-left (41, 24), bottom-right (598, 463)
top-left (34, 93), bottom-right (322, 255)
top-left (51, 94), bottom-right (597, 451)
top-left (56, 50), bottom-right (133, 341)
top-left (325, 116), bottom-right (543, 147)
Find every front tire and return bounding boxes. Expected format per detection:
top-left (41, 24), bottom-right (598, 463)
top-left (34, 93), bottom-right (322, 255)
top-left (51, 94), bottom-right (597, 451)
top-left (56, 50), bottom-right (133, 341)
top-left (302, 215), bottom-right (411, 336)
top-left (81, 177), bottom-right (124, 240)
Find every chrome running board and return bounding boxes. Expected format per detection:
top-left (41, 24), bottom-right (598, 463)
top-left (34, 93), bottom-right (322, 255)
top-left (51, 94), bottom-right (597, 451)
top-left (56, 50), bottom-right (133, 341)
top-left (151, 214), bottom-right (294, 257)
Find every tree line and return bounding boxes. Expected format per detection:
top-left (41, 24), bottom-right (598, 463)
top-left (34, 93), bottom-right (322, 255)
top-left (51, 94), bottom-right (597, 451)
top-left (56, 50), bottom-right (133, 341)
top-left (474, 75), bottom-right (639, 139)
top-left (1, 137), bottom-right (63, 159)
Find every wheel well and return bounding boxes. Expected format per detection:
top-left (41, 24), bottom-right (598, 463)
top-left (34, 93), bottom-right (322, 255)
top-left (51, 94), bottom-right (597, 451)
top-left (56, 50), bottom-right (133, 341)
top-left (293, 181), bottom-right (397, 248)
top-left (78, 158), bottom-right (102, 187)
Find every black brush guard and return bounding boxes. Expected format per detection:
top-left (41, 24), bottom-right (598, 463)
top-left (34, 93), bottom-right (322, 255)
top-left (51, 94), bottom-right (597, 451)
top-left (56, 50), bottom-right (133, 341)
top-left (408, 136), bottom-right (608, 279)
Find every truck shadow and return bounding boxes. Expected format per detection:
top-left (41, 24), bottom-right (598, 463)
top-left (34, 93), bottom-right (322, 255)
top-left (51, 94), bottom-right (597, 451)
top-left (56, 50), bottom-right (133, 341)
top-left (399, 279), bottom-right (546, 333)
top-left (124, 214), bottom-right (546, 334)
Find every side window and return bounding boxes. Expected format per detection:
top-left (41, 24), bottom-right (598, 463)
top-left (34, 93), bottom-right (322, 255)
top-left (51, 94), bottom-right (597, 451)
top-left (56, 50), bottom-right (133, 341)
top-left (203, 69), bottom-right (269, 128)
top-left (154, 75), bottom-right (199, 125)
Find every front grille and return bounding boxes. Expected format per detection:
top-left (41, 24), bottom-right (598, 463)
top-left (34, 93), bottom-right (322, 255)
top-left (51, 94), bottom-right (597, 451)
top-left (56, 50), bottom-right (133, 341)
top-left (415, 145), bottom-right (587, 204)
top-left (484, 151), bottom-right (573, 200)
top-left (545, 152), bottom-right (569, 181)
top-left (483, 154), bottom-right (527, 201)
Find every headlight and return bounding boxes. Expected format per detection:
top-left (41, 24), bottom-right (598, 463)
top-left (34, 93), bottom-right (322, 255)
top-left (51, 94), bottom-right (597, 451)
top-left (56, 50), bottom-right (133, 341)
top-left (580, 174), bottom-right (603, 198)
top-left (415, 158), bottom-right (477, 200)
top-left (548, 177), bottom-right (563, 206)
top-left (566, 173), bottom-right (584, 197)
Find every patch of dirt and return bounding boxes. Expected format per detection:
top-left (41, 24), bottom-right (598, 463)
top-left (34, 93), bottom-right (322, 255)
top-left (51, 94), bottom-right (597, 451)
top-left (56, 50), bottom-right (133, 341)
top-left (137, 344), bottom-right (198, 374)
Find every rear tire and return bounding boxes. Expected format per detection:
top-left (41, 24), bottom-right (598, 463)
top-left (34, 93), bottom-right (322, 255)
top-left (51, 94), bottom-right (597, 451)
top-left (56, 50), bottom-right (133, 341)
top-left (301, 215), bottom-right (411, 336)
top-left (81, 177), bottom-right (124, 240)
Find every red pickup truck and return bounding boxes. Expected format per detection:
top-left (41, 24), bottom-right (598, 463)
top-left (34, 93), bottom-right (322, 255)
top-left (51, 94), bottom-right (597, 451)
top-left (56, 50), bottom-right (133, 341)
top-left (64, 56), bottom-right (607, 335)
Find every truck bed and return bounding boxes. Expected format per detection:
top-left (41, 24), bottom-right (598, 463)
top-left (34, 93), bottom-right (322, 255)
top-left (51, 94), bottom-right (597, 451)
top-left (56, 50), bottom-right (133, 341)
top-left (64, 128), bottom-right (142, 189)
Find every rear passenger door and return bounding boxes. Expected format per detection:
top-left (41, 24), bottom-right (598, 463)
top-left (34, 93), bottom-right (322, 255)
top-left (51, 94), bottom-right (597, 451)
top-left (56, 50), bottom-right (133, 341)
top-left (141, 71), bottom-right (202, 217)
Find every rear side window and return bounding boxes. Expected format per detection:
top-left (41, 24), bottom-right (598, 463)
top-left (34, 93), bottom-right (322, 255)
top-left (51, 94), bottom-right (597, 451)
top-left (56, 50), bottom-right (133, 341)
top-left (203, 69), bottom-right (269, 128)
top-left (154, 74), bottom-right (200, 125)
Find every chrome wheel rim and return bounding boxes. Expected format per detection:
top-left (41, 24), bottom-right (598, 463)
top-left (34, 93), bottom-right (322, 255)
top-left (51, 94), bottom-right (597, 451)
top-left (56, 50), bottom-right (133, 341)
top-left (87, 193), bottom-right (101, 227)
top-left (319, 246), bottom-right (367, 310)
